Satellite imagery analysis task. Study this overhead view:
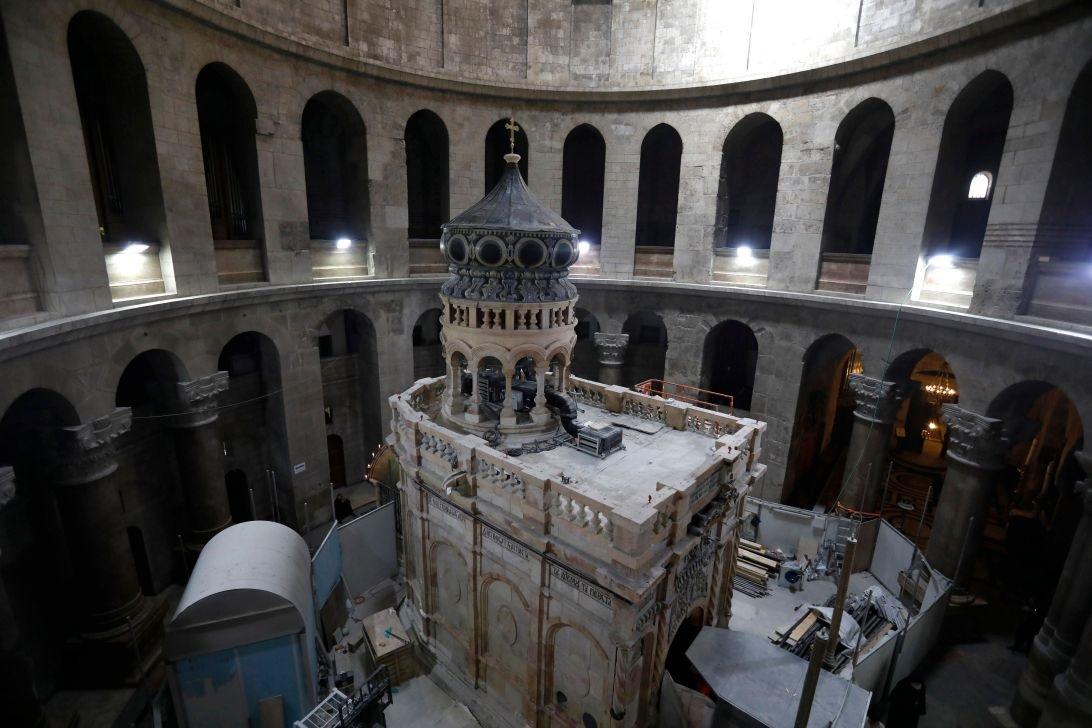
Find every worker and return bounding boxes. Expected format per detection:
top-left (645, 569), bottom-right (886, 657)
top-left (885, 673), bottom-right (926, 728)
top-left (334, 492), bottom-right (355, 522)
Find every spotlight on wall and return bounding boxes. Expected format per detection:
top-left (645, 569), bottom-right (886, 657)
top-left (577, 240), bottom-right (591, 256)
top-left (737, 245), bottom-right (755, 264)
top-left (927, 253), bottom-right (954, 269)
top-left (124, 242), bottom-right (150, 254)
top-left (335, 237), bottom-right (352, 250)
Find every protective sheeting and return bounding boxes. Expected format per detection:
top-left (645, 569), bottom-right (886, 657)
top-left (311, 522), bottom-right (343, 607)
top-left (339, 503), bottom-right (398, 597)
top-left (167, 521), bottom-right (314, 659)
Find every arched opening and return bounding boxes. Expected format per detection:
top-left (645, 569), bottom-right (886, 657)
top-left (218, 332), bottom-right (289, 522)
top-left (1026, 59), bottom-right (1092, 324)
top-left (699, 320), bottom-right (758, 411)
top-left (881, 350), bottom-right (959, 545)
top-left (196, 63), bottom-right (265, 284)
top-left (562, 124), bottom-right (606, 246)
top-left (302, 91), bottom-right (369, 242)
top-left (922, 71), bottom-right (1014, 262)
top-left (224, 469), bottom-right (252, 523)
top-left (0, 389), bottom-right (82, 697)
top-left (986, 382), bottom-right (1083, 604)
top-left (115, 348), bottom-right (189, 582)
top-left (474, 355), bottom-right (507, 423)
top-left (634, 124), bottom-right (682, 278)
top-left (782, 335), bottom-right (862, 508)
top-left (818, 99), bottom-right (895, 293)
top-left (326, 433), bottom-right (347, 489)
top-left (571, 308), bottom-right (601, 380)
top-left (406, 109), bottom-right (449, 240)
top-left (0, 11), bottom-right (45, 319)
top-left (316, 310), bottom-right (383, 484)
top-left (663, 606), bottom-right (707, 692)
top-left (412, 308), bottom-right (444, 379)
top-left (621, 311), bottom-right (667, 389)
top-left (485, 118), bottom-right (528, 192)
top-left (715, 113), bottom-right (782, 250)
top-left (68, 11), bottom-right (167, 248)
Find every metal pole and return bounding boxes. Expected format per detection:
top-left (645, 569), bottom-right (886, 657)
top-left (248, 487), bottom-right (257, 522)
top-left (952, 515), bottom-right (976, 589)
top-left (825, 536), bottom-right (857, 669)
top-left (879, 461), bottom-right (893, 517)
top-left (852, 591), bottom-right (872, 669)
top-left (303, 499), bottom-right (310, 534)
top-left (912, 485), bottom-right (932, 553)
top-left (795, 629), bottom-right (830, 728)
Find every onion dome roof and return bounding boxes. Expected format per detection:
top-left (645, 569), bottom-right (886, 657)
top-left (446, 157), bottom-right (577, 235)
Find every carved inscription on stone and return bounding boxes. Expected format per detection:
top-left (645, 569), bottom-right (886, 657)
top-left (428, 492), bottom-right (466, 522)
top-left (549, 563), bottom-right (614, 608)
top-left (483, 525), bottom-right (530, 560)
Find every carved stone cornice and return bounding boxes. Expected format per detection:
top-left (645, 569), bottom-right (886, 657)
top-left (0, 466), bottom-right (15, 509)
top-left (173, 371), bottom-right (229, 428)
top-left (848, 375), bottom-right (901, 424)
top-left (593, 332), bottom-right (629, 367)
top-left (941, 404), bottom-right (1007, 470)
top-left (52, 408), bottom-right (132, 486)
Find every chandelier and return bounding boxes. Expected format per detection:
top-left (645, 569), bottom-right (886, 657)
top-left (924, 369), bottom-right (957, 404)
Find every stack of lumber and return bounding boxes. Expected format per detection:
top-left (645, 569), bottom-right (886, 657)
top-left (769, 590), bottom-right (898, 673)
top-left (733, 538), bottom-right (781, 598)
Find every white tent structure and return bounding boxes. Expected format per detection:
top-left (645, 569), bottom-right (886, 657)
top-left (166, 521), bottom-right (318, 728)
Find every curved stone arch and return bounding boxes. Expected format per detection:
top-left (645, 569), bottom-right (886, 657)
top-left (713, 107), bottom-right (783, 155)
top-left (544, 344), bottom-right (571, 368)
top-left (307, 299), bottom-right (380, 335)
top-left (543, 620), bottom-right (611, 720)
top-left (427, 538), bottom-right (472, 637)
top-left (508, 344), bottom-right (548, 368)
top-left (469, 343), bottom-right (512, 370)
top-left (113, 348), bottom-right (191, 410)
top-left (444, 340), bottom-right (473, 367)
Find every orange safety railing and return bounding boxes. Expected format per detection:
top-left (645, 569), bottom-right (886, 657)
top-left (633, 379), bottom-right (734, 414)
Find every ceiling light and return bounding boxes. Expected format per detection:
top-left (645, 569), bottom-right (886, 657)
top-left (336, 238), bottom-right (352, 250)
top-left (927, 254), bottom-right (954, 269)
top-left (124, 242), bottom-right (149, 254)
top-left (737, 245), bottom-right (754, 263)
top-left (577, 240), bottom-right (590, 255)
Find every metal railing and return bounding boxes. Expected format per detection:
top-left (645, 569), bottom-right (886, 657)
top-left (633, 379), bottom-right (734, 413)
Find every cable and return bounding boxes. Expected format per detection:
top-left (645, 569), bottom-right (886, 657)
top-left (128, 385), bottom-right (291, 420)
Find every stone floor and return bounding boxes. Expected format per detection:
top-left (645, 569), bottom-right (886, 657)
top-left (386, 674), bottom-right (481, 727)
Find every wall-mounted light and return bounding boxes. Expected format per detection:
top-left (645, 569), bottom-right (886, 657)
top-left (124, 242), bottom-right (150, 254)
top-left (926, 254), bottom-right (954, 270)
top-left (335, 237), bottom-right (352, 250)
top-left (577, 240), bottom-right (590, 256)
top-left (736, 245), bottom-right (755, 265)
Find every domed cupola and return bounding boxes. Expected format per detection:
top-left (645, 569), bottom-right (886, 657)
top-left (436, 124), bottom-right (584, 438)
top-left (440, 152), bottom-right (581, 303)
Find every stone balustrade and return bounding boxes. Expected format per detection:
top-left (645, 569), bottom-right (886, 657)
top-left (443, 298), bottom-right (575, 332)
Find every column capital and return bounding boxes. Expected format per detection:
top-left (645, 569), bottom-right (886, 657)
top-left (173, 371), bottom-right (229, 428)
top-left (848, 374), bottom-right (901, 424)
top-left (941, 404), bottom-right (1007, 470)
top-left (593, 332), bottom-right (629, 367)
top-left (53, 408), bottom-right (132, 485)
top-left (0, 466), bottom-right (15, 509)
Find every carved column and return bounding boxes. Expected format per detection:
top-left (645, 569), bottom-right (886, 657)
top-left (532, 362), bottom-right (549, 423)
top-left (1011, 453), bottom-right (1092, 726)
top-left (593, 332), bottom-right (628, 387)
top-left (51, 409), bottom-right (155, 637)
top-left (0, 467), bottom-right (45, 726)
top-left (840, 375), bottom-right (901, 513)
top-left (500, 368), bottom-right (517, 426)
top-left (924, 404), bottom-right (1006, 585)
top-left (446, 361), bottom-right (465, 417)
top-left (172, 372), bottom-right (232, 550)
top-left (1039, 599), bottom-right (1092, 727)
top-left (465, 368), bottom-right (482, 423)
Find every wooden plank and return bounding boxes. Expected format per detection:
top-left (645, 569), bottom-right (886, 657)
top-left (787, 613), bottom-right (817, 645)
top-left (738, 550), bottom-right (778, 570)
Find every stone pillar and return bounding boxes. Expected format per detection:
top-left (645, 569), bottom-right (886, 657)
top-left (924, 404), bottom-right (1006, 585)
top-left (532, 365), bottom-right (549, 424)
top-left (172, 372), bottom-right (232, 550)
top-left (839, 375), bottom-right (901, 513)
top-left (1011, 453), bottom-right (1092, 726)
top-left (465, 369), bottom-right (482, 423)
top-left (51, 409), bottom-right (151, 636)
top-left (500, 369), bottom-right (517, 426)
top-left (1039, 599), bottom-right (1092, 727)
top-left (445, 363), bottom-right (465, 417)
top-left (594, 332), bottom-right (629, 387)
top-left (0, 467), bottom-right (45, 725)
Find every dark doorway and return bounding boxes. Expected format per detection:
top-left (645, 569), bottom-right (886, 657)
top-left (922, 71), bottom-right (1014, 259)
top-left (635, 124), bottom-right (682, 248)
top-left (571, 308), bottom-right (601, 380)
top-left (485, 118), bottom-right (528, 191)
top-left (327, 434), bottom-right (347, 488)
top-left (412, 308), bottom-right (444, 379)
top-left (196, 63), bottom-right (263, 243)
top-left (406, 109), bottom-right (449, 239)
top-left (715, 113), bottom-right (783, 250)
top-left (562, 124), bottom-right (606, 246)
top-left (68, 11), bottom-right (167, 245)
top-left (301, 91), bottom-right (369, 242)
top-left (621, 311), bottom-right (668, 389)
top-left (820, 99), bottom-right (895, 256)
top-left (664, 607), bottom-right (706, 691)
top-left (225, 469), bottom-right (252, 522)
top-left (700, 320), bottom-right (758, 411)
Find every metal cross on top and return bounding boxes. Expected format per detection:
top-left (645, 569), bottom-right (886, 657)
top-left (505, 117), bottom-right (520, 154)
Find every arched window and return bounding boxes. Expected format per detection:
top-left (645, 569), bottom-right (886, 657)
top-left (715, 114), bottom-right (782, 249)
top-left (967, 171), bottom-right (992, 200)
top-left (0, 12), bottom-right (43, 250)
top-left (302, 91), bottom-right (369, 242)
top-left (562, 124), bottom-right (606, 246)
top-left (922, 71), bottom-right (1013, 259)
top-left (820, 98), bottom-right (895, 256)
top-left (485, 119), bottom-right (528, 192)
top-left (196, 63), bottom-right (263, 243)
top-left (405, 110), bottom-right (449, 239)
top-left (635, 124), bottom-right (682, 248)
top-left (68, 11), bottom-right (166, 246)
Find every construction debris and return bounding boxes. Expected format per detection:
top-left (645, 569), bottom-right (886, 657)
top-left (733, 537), bottom-right (783, 598)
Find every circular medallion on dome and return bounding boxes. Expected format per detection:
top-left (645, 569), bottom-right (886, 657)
top-left (446, 234), bottom-right (469, 264)
top-left (514, 237), bottom-right (547, 268)
top-left (476, 236), bottom-right (507, 267)
top-left (552, 240), bottom-right (575, 268)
